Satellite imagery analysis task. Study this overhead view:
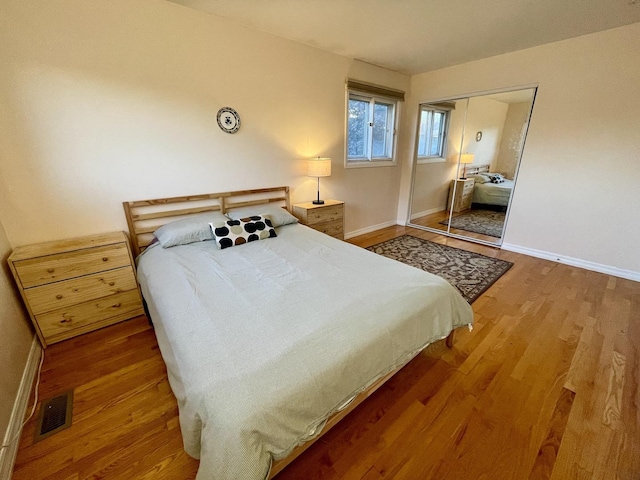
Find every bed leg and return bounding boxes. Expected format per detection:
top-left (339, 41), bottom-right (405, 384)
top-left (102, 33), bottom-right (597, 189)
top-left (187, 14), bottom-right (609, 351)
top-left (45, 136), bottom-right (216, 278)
top-left (142, 297), bottom-right (154, 328)
top-left (445, 330), bottom-right (455, 348)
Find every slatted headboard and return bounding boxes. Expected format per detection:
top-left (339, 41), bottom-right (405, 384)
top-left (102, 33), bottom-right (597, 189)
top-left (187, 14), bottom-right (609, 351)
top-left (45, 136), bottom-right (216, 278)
top-left (465, 164), bottom-right (491, 176)
top-left (123, 186), bottom-right (290, 256)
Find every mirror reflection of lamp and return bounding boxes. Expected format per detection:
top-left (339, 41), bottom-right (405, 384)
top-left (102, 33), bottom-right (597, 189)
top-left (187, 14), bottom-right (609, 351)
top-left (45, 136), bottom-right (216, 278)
top-left (459, 153), bottom-right (474, 179)
top-left (308, 157), bottom-right (332, 205)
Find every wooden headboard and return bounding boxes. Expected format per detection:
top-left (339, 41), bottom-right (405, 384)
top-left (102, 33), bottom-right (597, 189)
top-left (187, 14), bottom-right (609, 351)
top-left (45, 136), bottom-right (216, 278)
top-left (123, 186), bottom-right (290, 256)
top-left (465, 164), bottom-right (491, 176)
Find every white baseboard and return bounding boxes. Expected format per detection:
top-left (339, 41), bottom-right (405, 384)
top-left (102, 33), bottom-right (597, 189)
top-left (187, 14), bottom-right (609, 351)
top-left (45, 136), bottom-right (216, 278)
top-left (345, 220), bottom-right (399, 240)
top-left (0, 337), bottom-right (41, 480)
top-left (410, 207), bottom-right (445, 221)
top-left (501, 243), bottom-right (640, 282)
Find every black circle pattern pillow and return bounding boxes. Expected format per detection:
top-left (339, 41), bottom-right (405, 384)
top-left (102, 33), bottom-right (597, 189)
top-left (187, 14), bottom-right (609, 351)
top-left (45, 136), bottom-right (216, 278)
top-left (209, 215), bottom-right (277, 249)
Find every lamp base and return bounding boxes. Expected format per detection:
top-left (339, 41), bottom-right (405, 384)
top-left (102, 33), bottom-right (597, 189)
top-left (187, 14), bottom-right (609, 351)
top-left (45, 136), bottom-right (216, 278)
top-left (312, 200), bottom-right (325, 205)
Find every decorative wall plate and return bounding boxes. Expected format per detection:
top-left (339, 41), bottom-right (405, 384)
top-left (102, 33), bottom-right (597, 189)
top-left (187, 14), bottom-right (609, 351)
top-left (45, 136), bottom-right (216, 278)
top-left (475, 131), bottom-right (483, 142)
top-left (217, 107), bottom-right (241, 134)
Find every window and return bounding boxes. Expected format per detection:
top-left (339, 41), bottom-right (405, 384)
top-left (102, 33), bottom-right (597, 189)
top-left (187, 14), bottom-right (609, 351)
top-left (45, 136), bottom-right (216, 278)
top-left (346, 80), bottom-right (404, 167)
top-left (347, 94), bottom-right (396, 161)
top-left (417, 105), bottom-right (449, 160)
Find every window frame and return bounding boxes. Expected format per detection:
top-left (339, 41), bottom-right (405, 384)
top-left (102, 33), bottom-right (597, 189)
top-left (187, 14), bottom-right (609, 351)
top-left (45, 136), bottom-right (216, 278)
top-left (416, 105), bottom-right (450, 164)
top-left (345, 89), bottom-right (399, 169)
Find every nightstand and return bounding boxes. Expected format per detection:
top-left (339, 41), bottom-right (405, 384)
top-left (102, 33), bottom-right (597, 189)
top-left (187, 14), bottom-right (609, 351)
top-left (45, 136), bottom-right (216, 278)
top-left (447, 178), bottom-right (475, 212)
top-left (292, 200), bottom-right (344, 240)
top-left (8, 231), bottom-right (144, 348)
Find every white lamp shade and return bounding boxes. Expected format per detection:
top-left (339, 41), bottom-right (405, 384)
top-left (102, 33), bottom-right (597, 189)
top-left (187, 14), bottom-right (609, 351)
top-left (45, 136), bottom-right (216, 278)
top-left (308, 158), bottom-right (332, 177)
top-left (460, 153), bottom-right (474, 164)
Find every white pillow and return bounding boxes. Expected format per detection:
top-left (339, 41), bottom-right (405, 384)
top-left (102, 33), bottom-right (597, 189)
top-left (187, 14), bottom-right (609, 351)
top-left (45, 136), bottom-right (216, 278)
top-left (154, 212), bottom-right (229, 248)
top-left (470, 174), bottom-right (490, 184)
top-left (226, 204), bottom-right (298, 228)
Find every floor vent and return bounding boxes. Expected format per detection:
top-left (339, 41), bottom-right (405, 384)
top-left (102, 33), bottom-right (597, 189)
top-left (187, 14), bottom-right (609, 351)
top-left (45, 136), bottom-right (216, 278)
top-left (34, 390), bottom-right (73, 442)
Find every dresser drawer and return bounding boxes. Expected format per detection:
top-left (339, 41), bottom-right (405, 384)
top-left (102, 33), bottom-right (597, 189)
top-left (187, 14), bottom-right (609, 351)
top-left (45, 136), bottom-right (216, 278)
top-left (24, 266), bottom-right (138, 315)
top-left (9, 231), bottom-right (144, 348)
top-left (36, 289), bottom-right (143, 341)
top-left (293, 200), bottom-right (345, 241)
top-left (305, 204), bottom-right (344, 226)
top-left (13, 243), bottom-right (131, 288)
top-left (311, 219), bottom-right (344, 238)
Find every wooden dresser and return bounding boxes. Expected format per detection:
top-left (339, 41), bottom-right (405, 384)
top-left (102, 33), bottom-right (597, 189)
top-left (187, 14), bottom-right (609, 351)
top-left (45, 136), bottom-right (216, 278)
top-left (447, 178), bottom-right (475, 212)
top-left (8, 231), bottom-right (144, 348)
top-left (292, 200), bottom-right (344, 240)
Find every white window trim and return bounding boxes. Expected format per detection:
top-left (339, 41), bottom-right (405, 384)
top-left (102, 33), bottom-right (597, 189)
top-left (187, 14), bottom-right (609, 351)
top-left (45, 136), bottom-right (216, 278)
top-left (345, 89), bottom-right (400, 169)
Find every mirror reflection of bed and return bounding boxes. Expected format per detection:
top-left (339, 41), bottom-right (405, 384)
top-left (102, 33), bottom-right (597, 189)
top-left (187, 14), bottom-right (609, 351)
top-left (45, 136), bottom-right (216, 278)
top-left (411, 164), bottom-right (512, 242)
top-left (408, 87), bottom-right (536, 246)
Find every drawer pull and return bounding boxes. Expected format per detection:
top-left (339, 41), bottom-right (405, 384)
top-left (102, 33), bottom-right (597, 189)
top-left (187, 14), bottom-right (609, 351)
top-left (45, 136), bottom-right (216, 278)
top-left (56, 294), bottom-right (63, 300)
top-left (113, 303), bottom-right (122, 308)
top-left (60, 318), bottom-right (72, 324)
top-left (47, 268), bottom-right (55, 273)
top-left (102, 257), bottom-right (109, 262)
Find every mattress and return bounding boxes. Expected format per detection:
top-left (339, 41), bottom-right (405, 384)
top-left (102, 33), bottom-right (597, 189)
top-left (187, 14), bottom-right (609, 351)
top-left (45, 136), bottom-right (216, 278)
top-left (136, 223), bottom-right (473, 479)
top-left (472, 179), bottom-right (514, 206)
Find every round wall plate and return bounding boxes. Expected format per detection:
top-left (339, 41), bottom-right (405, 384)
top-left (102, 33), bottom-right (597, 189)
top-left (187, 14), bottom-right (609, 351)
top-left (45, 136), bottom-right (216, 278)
top-left (217, 107), bottom-right (241, 134)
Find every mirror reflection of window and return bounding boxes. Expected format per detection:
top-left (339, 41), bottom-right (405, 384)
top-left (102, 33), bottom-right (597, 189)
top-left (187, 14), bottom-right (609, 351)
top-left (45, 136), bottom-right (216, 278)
top-left (418, 106), bottom-right (448, 159)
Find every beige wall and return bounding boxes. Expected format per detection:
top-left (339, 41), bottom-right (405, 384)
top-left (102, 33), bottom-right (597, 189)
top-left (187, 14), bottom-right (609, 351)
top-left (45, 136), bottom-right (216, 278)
top-left (410, 162), bottom-right (456, 217)
top-left (495, 102), bottom-right (531, 179)
top-left (399, 23), bottom-right (640, 275)
top-left (463, 96), bottom-right (508, 169)
top-left (0, 216), bottom-right (33, 444)
top-left (0, 0), bottom-right (409, 247)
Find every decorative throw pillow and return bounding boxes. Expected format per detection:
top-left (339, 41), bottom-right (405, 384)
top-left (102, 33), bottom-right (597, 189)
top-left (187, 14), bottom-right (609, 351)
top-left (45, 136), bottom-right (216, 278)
top-left (209, 215), bottom-right (277, 249)
top-left (489, 173), bottom-right (505, 184)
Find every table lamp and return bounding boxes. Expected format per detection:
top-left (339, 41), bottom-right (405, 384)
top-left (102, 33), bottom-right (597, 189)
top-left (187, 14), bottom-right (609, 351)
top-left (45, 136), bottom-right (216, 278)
top-left (460, 153), bottom-right (474, 179)
top-left (308, 157), bottom-right (332, 205)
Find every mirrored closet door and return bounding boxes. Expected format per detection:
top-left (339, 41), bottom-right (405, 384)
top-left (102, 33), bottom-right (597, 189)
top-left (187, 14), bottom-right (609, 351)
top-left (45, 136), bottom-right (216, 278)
top-left (408, 87), bottom-right (536, 246)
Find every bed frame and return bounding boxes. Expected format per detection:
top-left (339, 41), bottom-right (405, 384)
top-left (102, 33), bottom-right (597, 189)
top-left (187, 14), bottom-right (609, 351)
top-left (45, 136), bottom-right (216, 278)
top-left (123, 186), bottom-right (291, 257)
top-left (465, 163), bottom-right (491, 177)
top-left (122, 186), bottom-right (456, 478)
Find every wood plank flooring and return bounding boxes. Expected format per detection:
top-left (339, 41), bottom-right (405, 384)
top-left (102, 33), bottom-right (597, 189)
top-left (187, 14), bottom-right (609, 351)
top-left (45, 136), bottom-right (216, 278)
top-left (12, 225), bottom-right (640, 479)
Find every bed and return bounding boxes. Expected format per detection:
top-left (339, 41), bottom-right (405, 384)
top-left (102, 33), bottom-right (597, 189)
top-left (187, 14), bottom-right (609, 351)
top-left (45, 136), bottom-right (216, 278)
top-left (467, 164), bottom-right (514, 208)
top-left (123, 187), bottom-right (473, 480)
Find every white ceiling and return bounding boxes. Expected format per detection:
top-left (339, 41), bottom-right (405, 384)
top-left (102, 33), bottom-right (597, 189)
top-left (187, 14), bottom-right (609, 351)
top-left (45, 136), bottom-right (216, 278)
top-left (166, 0), bottom-right (640, 75)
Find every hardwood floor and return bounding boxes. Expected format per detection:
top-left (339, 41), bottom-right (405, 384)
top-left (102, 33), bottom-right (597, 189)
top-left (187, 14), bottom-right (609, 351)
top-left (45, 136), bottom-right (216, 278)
top-left (12, 226), bottom-right (640, 479)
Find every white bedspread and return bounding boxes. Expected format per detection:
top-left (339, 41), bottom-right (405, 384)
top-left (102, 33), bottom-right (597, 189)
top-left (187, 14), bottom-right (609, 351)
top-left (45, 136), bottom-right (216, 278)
top-left (472, 179), bottom-right (514, 206)
top-left (137, 224), bottom-right (473, 480)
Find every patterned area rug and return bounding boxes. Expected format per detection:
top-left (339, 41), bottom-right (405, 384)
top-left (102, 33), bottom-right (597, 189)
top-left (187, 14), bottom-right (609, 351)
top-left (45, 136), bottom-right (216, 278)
top-left (366, 235), bottom-right (513, 303)
top-left (440, 209), bottom-right (506, 238)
